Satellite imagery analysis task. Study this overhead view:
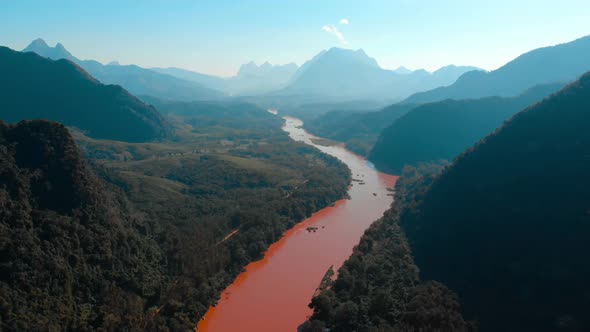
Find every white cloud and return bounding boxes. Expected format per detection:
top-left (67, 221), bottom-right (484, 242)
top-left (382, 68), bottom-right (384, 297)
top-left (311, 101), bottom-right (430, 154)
top-left (339, 18), bottom-right (349, 25)
top-left (322, 24), bottom-right (347, 45)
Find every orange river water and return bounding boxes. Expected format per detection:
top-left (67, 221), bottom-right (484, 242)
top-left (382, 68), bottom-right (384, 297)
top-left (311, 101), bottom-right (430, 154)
top-left (196, 116), bottom-right (397, 332)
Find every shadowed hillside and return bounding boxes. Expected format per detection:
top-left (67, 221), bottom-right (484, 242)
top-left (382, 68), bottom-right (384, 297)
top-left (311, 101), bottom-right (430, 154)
top-left (370, 83), bottom-right (563, 173)
top-left (302, 164), bottom-right (474, 332)
top-left (400, 72), bottom-right (590, 331)
top-left (0, 47), bottom-right (171, 142)
top-left (304, 103), bottom-right (417, 156)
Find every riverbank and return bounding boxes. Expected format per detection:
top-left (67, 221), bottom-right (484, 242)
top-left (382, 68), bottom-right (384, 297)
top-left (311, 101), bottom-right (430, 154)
top-left (196, 116), bottom-right (397, 331)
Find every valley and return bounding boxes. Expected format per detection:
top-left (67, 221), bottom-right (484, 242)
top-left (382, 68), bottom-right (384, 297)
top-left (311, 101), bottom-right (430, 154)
top-left (196, 116), bottom-right (397, 332)
top-left (2, 8), bottom-right (590, 331)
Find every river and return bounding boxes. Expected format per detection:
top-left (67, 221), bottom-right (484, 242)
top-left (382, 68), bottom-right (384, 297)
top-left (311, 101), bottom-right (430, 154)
top-left (196, 116), bottom-right (397, 331)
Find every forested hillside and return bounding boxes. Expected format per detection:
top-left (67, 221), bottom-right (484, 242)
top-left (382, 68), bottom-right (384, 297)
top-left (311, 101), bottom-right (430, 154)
top-left (399, 72), bottom-right (590, 331)
top-left (304, 103), bottom-right (416, 156)
top-left (0, 102), bottom-right (351, 330)
top-left (0, 47), bottom-right (171, 142)
top-left (81, 99), bottom-right (352, 329)
top-left (302, 164), bottom-right (475, 332)
top-left (370, 83), bottom-right (563, 173)
top-left (0, 120), bottom-right (167, 330)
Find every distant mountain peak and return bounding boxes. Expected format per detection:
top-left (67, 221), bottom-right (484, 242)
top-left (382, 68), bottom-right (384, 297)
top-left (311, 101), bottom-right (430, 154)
top-left (23, 38), bottom-right (75, 61)
top-left (107, 61), bottom-right (120, 66)
top-left (433, 64), bottom-right (482, 74)
top-left (320, 47), bottom-right (380, 68)
top-left (355, 48), bottom-right (368, 56)
top-left (237, 60), bottom-right (299, 79)
top-left (394, 66), bottom-right (413, 75)
top-left (29, 38), bottom-right (49, 48)
top-left (325, 47), bottom-right (353, 54)
top-left (55, 42), bottom-right (67, 51)
top-left (281, 47), bottom-right (477, 100)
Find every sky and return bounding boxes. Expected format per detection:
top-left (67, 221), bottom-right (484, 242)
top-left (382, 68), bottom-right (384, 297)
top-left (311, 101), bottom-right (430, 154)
top-left (1, 0), bottom-right (590, 77)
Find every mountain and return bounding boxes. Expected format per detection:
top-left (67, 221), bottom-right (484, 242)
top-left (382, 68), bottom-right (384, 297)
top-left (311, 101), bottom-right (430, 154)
top-left (302, 163), bottom-right (473, 332)
top-left (278, 48), bottom-right (390, 99)
top-left (277, 47), bottom-right (479, 101)
top-left (305, 103), bottom-right (417, 156)
top-left (393, 66), bottom-right (413, 74)
top-left (405, 35), bottom-right (590, 104)
top-left (23, 38), bottom-right (76, 61)
top-left (22, 39), bottom-right (223, 101)
top-left (369, 82), bottom-right (564, 173)
top-left (0, 46), bottom-right (171, 142)
top-left (230, 61), bottom-right (299, 95)
top-left (237, 61), bottom-right (298, 80)
top-left (399, 72), bottom-right (590, 331)
top-left (154, 61), bottom-right (299, 96)
top-left (0, 120), bottom-right (166, 330)
top-left (151, 66), bottom-right (227, 91)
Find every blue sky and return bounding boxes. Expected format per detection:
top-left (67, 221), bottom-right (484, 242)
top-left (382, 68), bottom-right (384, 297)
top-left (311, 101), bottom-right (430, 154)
top-left (1, 0), bottom-right (589, 77)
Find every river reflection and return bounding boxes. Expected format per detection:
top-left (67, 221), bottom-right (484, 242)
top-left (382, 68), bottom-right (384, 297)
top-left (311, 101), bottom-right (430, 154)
top-left (196, 116), bottom-right (397, 332)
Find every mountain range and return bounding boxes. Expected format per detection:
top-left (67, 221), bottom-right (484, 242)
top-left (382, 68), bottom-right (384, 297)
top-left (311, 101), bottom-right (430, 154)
top-left (405, 35), bottom-right (590, 104)
top-left (23, 38), bottom-right (224, 101)
top-left (298, 34), bottom-right (590, 168)
top-left (21, 39), bottom-right (481, 104)
top-left (154, 61), bottom-right (299, 96)
top-left (0, 46), bottom-right (171, 142)
top-left (156, 48), bottom-right (477, 102)
top-left (275, 47), bottom-right (480, 102)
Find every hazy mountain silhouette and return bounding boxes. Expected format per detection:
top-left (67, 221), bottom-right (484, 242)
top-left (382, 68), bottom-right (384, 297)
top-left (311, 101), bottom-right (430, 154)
top-left (400, 72), bottom-right (590, 331)
top-left (23, 38), bottom-right (76, 61)
top-left (405, 35), bottom-right (590, 104)
top-left (231, 61), bottom-right (299, 95)
top-left (22, 39), bottom-right (223, 101)
top-left (277, 47), bottom-right (479, 101)
top-left (370, 83), bottom-right (563, 173)
top-left (0, 46), bottom-right (171, 141)
top-left (393, 66), bottom-right (413, 74)
top-left (151, 67), bottom-right (227, 91)
top-left (237, 61), bottom-right (298, 79)
top-left (154, 61), bottom-right (299, 96)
